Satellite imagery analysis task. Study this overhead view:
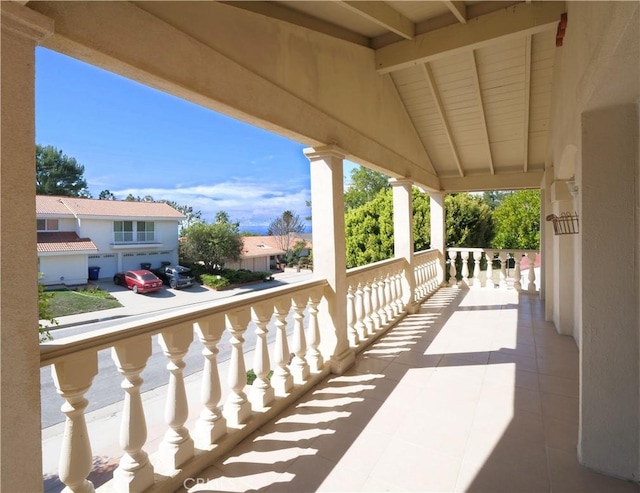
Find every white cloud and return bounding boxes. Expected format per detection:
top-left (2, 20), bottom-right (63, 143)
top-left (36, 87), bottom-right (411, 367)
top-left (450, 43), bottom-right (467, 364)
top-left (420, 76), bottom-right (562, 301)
top-left (111, 179), bottom-right (311, 227)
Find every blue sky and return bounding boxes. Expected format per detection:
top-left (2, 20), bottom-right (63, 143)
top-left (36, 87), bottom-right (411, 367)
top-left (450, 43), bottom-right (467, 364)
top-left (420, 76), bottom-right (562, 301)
top-left (35, 48), bottom-right (357, 229)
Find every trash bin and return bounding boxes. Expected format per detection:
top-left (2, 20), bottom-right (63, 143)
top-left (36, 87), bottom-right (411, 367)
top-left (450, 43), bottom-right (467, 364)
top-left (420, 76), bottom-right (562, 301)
top-left (88, 266), bottom-right (101, 281)
top-left (140, 263), bottom-right (152, 270)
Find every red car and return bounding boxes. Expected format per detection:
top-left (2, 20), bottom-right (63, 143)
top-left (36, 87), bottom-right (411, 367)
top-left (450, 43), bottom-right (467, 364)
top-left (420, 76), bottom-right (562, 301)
top-left (113, 270), bottom-right (163, 294)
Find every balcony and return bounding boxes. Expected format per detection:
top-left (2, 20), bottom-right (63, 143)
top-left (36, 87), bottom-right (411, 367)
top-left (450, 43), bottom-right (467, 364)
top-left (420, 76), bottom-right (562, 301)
top-left (40, 247), bottom-right (634, 493)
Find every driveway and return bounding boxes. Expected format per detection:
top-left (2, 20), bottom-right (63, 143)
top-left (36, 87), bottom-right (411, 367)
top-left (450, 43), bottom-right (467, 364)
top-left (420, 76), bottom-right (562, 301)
top-left (49, 268), bottom-right (314, 328)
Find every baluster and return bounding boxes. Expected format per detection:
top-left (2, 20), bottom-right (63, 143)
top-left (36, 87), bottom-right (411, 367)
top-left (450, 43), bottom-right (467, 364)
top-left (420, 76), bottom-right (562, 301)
top-left (112, 338), bottom-right (154, 492)
top-left (472, 251), bottom-right (482, 288)
top-left (527, 252), bottom-right (537, 292)
top-left (52, 353), bottom-right (98, 493)
top-left (498, 251), bottom-right (508, 288)
top-left (375, 275), bottom-right (386, 327)
top-left (306, 289), bottom-right (324, 372)
top-left (194, 314), bottom-right (227, 448)
top-left (346, 284), bottom-right (359, 346)
top-left (448, 250), bottom-right (458, 286)
top-left (395, 270), bottom-right (405, 313)
top-left (158, 325), bottom-right (194, 469)
top-left (485, 250), bottom-right (494, 288)
top-left (384, 273), bottom-right (394, 321)
top-left (390, 271), bottom-right (400, 316)
top-left (272, 300), bottom-right (293, 396)
top-left (354, 282), bottom-right (367, 342)
top-left (414, 264), bottom-right (423, 299)
top-left (250, 303), bottom-right (275, 409)
top-left (291, 294), bottom-right (311, 384)
top-left (363, 280), bottom-right (375, 334)
top-left (371, 277), bottom-right (380, 332)
top-left (224, 310), bottom-right (252, 426)
top-left (460, 250), bottom-right (470, 288)
top-left (513, 253), bottom-right (523, 291)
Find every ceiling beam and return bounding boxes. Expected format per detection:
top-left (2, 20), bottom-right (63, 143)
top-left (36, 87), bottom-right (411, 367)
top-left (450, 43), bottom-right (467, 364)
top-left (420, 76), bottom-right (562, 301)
top-left (340, 1), bottom-right (415, 40)
top-left (422, 63), bottom-right (465, 177)
top-left (375, 1), bottom-right (565, 74)
top-left (469, 50), bottom-right (494, 175)
top-left (444, 1), bottom-right (467, 24)
top-left (523, 35), bottom-right (532, 173)
top-left (440, 170), bottom-right (544, 193)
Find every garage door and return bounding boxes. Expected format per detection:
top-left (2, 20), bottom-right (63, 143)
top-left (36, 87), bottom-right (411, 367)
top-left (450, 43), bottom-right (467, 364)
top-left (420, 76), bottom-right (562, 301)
top-left (87, 254), bottom-right (117, 279)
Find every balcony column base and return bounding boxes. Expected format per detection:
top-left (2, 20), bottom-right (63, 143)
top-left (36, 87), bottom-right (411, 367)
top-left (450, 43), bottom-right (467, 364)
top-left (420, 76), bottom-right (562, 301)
top-left (113, 458), bottom-right (154, 493)
top-left (329, 348), bottom-right (356, 375)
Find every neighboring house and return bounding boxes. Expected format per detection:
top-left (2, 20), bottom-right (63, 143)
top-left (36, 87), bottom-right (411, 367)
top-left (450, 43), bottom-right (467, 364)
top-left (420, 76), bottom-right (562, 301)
top-left (36, 195), bottom-right (185, 285)
top-left (226, 235), bottom-right (312, 272)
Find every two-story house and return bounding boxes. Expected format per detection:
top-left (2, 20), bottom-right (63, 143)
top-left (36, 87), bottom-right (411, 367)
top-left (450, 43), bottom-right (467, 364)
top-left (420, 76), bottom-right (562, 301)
top-left (36, 195), bottom-right (185, 285)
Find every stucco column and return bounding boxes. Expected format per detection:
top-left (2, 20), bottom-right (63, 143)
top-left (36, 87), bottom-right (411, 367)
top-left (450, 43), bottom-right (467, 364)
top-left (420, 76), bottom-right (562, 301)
top-left (390, 179), bottom-right (417, 313)
top-left (580, 104), bottom-right (639, 480)
top-left (542, 169), bottom-right (554, 320)
top-left (304, 146), bottom-right (354, 374)
top-left (0, 4), bottom-right (54, 492)
top-left (550, 180), bottom-right (576, 337)
top-left (429, 192), bottom-right (446, 285)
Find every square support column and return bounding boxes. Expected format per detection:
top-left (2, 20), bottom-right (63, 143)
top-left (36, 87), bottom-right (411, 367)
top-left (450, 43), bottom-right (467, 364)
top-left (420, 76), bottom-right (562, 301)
top-left (390, 178), bottom-right (417, 313)
top-left (304, 146), bottom-right (354, 375)
top-left (429, 192), bottom-right (446, 286)
top-left (580, 104), bottom-right (639, 480)
top-left (0, 4), bottom-right (54, 492)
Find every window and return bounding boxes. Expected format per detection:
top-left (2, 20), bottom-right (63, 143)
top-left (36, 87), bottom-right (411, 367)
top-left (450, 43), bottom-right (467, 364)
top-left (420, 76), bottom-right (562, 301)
top-left (137, 221), bottom-right (155, 242)
top-left (37, 219), bottom-right (59, 231)
top-left (113, 221), bottom-right (156, 243)
top-left (114, 221), bottom-right (134, 242)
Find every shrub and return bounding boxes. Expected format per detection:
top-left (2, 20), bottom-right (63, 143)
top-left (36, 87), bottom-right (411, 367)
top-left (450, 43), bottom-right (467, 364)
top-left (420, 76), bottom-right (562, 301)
top-left (200, 274), bottom-right (230, 289)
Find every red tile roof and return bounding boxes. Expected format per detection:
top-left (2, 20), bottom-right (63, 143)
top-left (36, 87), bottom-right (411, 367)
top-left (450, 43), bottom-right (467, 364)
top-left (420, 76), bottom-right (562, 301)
top-left (240, 236), bottom-right (311, 258)
top-left (36, 195), bottom-right (185, 219)
top-left (37, 232), bottom-right (99, 253)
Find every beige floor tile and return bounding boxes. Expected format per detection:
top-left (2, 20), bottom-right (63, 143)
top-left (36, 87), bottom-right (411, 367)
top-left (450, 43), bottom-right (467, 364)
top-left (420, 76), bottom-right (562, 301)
top-left (543, 415), bottom-right (578, 452)
top-left (538, 373), bottom-right (578, 398)
top-left (457, 435), bottom-right (549, 492)
top-left (541, 392), bottom-right (579, 423)
top-left (317, 464), bottom-right (371, 492)
top-left (489, 351), bottom-right (538, 373)
top-left (369, 437), bottom-right (462, 491)
top-left (547, 446), bottom-right (640, 493)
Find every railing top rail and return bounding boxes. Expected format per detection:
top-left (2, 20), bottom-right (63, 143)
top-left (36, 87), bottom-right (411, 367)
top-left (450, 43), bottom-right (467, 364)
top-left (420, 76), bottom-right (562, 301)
top-left (413, 248), bottom-right (439, 257)
top-left (447, 247), bottom-right (539, 254)
top-left (346, 257), bottom-right (404, 278)
top-left (40, 277), bottom-right (328, 368)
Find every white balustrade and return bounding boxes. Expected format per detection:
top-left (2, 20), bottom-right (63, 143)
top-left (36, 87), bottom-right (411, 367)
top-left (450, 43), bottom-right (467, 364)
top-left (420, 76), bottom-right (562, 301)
top-left (290, 294), bottom-right (311, 384)
top-left (112, 338), bottom-right (154, 492)
top-left (52, 353), bottom-right (98, 493)
top-left (272, 299), bottom-right (294, 396)
top-left (446, 248), bottom-right (540, 293)
top-left (346, 285), bottom-right (359, 347)
top-left (250, 303), bottom-right (275, 409)
top-left (224, 310), bottom-right (252, 426)
top-left (158, 325), bottom-right (194, 469)
top-left (194, 313), bottom-right (227, 448)
top-left (363, 280), bottom-right (375, 334)
top-left (305, 290), bottom-right (324, 372)
top-left (449, 250), bottom-right (458, 286)
top-left (353, 282), bottom-right (366, 342)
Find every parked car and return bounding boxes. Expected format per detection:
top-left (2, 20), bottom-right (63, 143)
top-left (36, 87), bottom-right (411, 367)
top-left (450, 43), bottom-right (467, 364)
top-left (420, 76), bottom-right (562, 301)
top-left (113, 270), bottom-right (163, 294)
top-left (152, 264), bottom-right (194, 289)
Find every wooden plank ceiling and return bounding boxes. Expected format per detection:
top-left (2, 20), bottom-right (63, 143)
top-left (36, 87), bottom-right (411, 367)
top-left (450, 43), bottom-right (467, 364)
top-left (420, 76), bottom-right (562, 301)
top-left (225, 1), bottom-right (565, 190)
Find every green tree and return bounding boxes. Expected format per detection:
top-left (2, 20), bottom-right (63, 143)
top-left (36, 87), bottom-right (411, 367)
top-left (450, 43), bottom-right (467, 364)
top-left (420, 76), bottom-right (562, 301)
top-left (345, 188), bottom-right (431, 268)
top-left (491, 190), bottom-right (541, 249)
top-left (180, 215), bottom-right (243, 272)
top-left (36, 144), bottom-right (91, 197)
top-left (445, 193), bottom-right (494, 247)
top-left (98, 189), bottom-right (116, 200)
top-left (482, 190), bottom-right (510, 210)
top-left (160, 200), bottom-right (203, 235)
top-left (267, 210), bottom-right (306, 253)
top-left (344, 166), bottom-right (390, 210)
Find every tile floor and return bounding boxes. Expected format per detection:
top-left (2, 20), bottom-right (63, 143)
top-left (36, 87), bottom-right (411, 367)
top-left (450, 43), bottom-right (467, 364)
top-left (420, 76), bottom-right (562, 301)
top-left (183, 287), bottom-right (640, 493)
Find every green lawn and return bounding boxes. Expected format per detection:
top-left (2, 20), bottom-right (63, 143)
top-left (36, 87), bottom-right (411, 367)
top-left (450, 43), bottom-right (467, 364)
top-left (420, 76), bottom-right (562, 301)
top-left (48, 288), bottom-right (122, 317)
